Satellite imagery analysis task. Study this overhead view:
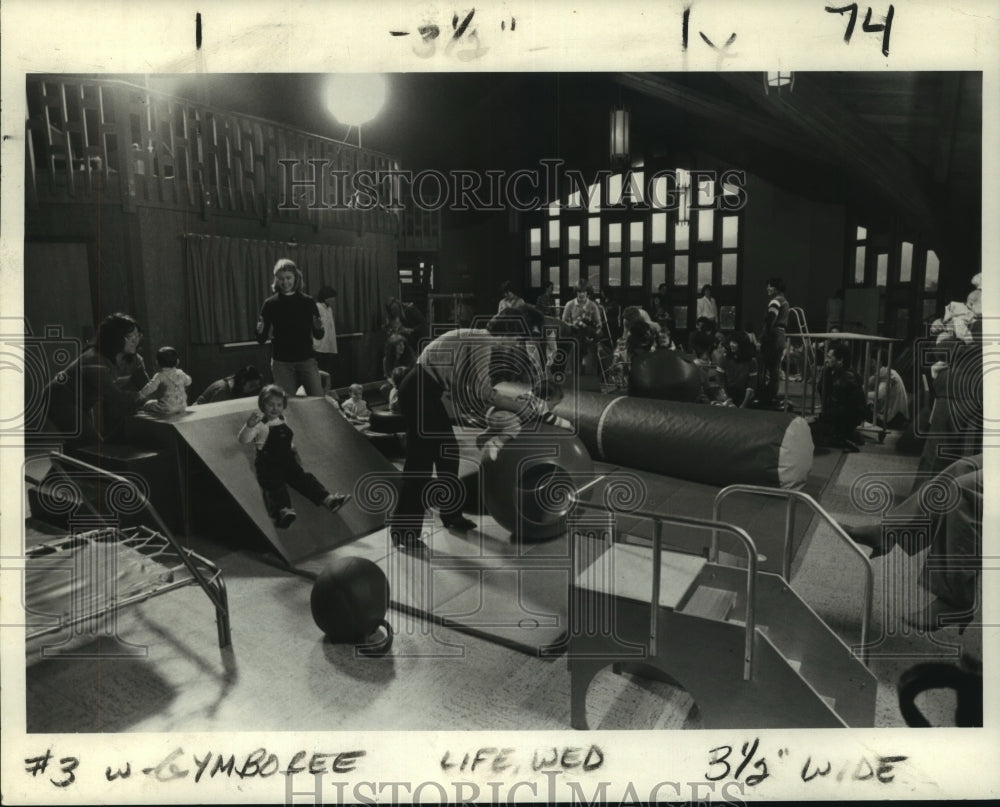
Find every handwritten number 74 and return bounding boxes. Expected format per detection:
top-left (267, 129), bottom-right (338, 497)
top-left (825, 4), bottom-right (895, 57)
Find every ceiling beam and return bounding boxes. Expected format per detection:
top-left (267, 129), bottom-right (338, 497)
top-left (616, 72), bottom-right (824, 166)
top-left (714, 72), bottom-right (943, 247)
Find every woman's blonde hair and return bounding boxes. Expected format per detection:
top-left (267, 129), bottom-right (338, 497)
top-left (271, 258), bottom-right (304, 293)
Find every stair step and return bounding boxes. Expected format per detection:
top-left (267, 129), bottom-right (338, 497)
top-left (680, 586), bottom-right (737, 621)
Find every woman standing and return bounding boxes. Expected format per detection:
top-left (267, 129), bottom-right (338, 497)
top-left (312, 285), bottom-right (340, 387)
top-left (44, 312), bottom-right (149, 448)
top-left (256, 258), bottom-right (324, 397)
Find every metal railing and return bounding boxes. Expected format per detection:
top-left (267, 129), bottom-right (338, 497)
top-left (712, 484), bottom-right (874, 666)
top-left (570, 476), bottom-right (761, 681)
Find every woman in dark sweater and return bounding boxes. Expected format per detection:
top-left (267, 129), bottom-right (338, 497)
top-left (44, 312), bottom-right (149, 448)
top-left (256, 258), bottom-right (324, 396)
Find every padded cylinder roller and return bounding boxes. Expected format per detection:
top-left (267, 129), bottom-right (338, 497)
top-left (628, 350), bottom-right (703, 402)
top-left (494, 383), bottom-right (812, 489)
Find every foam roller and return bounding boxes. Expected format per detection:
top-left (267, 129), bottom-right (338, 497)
top-left (493, 383), bottom-right (813, 489)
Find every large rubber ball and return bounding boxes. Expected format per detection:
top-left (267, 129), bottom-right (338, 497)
top-left (628, 350), bottom-right (702, 402)
top-left (481, 423), bottom-right (594, 541)
top-left (310, 557), bottom-right (389, 643)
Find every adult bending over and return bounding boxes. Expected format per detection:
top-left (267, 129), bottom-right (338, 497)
top-left (195, 364), bottom-right (263, 404)
top-left (256, 258), bottom-right (325, 397)
top-left (44, 312), bottom-right (149, 448)
top-left (390, 304), bottom-right (570, 552)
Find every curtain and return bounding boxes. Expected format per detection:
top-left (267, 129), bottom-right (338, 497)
top-left (185, 235), bottom-right (396, 344)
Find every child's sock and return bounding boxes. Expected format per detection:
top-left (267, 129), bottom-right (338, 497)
top-left (323, 492), bottom-right (352, 513)
top-left (276, 507), bottom-right (297, 529)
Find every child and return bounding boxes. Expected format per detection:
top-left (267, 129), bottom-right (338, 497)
top-left (691, 331), bottom-right (734, 407)
top-left (388, 366), bottom-right (407, 414)
top-left (139, 346), bottom-right (191, 416)
top-left (238, 384), bottom-right (351, 529)
top-left (342, 383), bottom-right (371, 423)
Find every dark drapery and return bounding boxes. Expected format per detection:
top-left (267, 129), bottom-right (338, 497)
top-left (185, 234), bottom-right (396, 344)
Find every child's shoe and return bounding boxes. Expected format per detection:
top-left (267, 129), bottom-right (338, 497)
top-left (276, 507), bottom-right (297, 529)
top-left (325, 492), bottom-right (352, 513)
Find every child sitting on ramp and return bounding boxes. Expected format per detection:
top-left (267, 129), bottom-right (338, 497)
top-left (239, 384), bottom-right (351, 529)
top-left (139, 346), bottom-right (192, 416)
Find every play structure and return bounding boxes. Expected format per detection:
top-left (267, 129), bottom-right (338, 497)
top-left (24, 452), bottom-right (232, 652)
top-left (493, 383), bottom-right (814, 489)
top-left (125, 397), bottom-right (398, 565)
top-left (565, 477), bottom-right (876, 728)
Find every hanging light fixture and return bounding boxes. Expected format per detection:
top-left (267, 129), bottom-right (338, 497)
top-left (764, 72), bottom-right (794, 95)
top-left (610, 104), bottom-right (630, 165)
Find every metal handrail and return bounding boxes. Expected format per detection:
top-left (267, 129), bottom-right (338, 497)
top-left (712, 484), bottom-right (874, 666)
top-left (570, 476), bottom-right (761, 681)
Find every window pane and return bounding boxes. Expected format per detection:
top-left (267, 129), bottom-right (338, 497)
top-left (697, 261), bottom-right (713, 289)
top-left (630, 221), bottom-right (644, 252)
top-left (856, 225), bottom-right (867, 240)
top-left (722, 216), bottom-right (739, 248)
top-left (588, 216), bottom-right (601, 247)
top-left (588, 265), bottom-right (601, 288)
top-left (567, 259), bottom-right (580, 289)
top-left (673, 255), bottom-right (689, 286)
top-left (900, 241), bottom-right (913, 283)
top-left (608, 223), bottom-right (622, 251)
top-left (651, 175), bottom-right (668, 210)
top-left (567, 189), bottom-right (581, 209)
top-left (652, 212), bottom-right (667, 243)
top-left (530, 227), bottom-right (541, 256)
top-left (548, 201), bottom-right (560, 217)
top-left (550, 268), bottom-right (560, 293)
top-left (651, 262), bottom-right (666, 288)
top-left (922, 298), bottom-right (939, 321)
top-left (698, 210), bottom-right (714, 242)
top-left (721, 253), bottom-right (738, 286)
top-left (697, 177), bottom-right (714, 206)
top-left (625, 170), bottom-right (644, 204)
top-left (925, 250), bottom-right (939, 291)
top-left (673, 306), bottom-right (689, 330)
top-left (608, 256), bottom-right (622, 287)
top-left (588, 183), bottom-right (601, 213)
top-left (876, 253), bottom-right (888, 288)
top-left (720, 305), bottom-right (736, 330)
top-left (530, 260), bottom-right (541, 287)
top-left (548, 219), bottom-right (560, 249)
top-left (629, 256), bottom-right (643, 287)
top-left (609, 174), bottom-right (624, 207)
top-left (567, 225), bottom-right (580, 255)
top-left (854, 246), bottom-right (866, 284)
top-left (675, 221), bottom-right (689, 250)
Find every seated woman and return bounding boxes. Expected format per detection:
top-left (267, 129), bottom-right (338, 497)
top-left (383, 333), bottom-right (417, 382)
top-left (867, 362), bottom-right (909, 428)
top-left (195, 364), bottom-right (263, 405)
top-left (811, 342), bottom-right (867, 451)
top-left (717, 331), bottom-right (758, 408)
top-left (43, 312), bottom-right (149, 449)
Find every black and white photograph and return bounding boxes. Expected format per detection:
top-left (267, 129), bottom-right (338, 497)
top-left (1, 0), bottom-right (998, 803)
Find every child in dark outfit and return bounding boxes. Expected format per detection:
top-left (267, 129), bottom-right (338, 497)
top-left (238, 384), bottom-right (351, 528)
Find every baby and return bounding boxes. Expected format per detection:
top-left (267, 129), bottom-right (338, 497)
top-left (341, 383), bottom-right (371, 423)
top-left (139, 346), bottom-right (191, 416)
top-left (238, 384), bottom-right (351, 529)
